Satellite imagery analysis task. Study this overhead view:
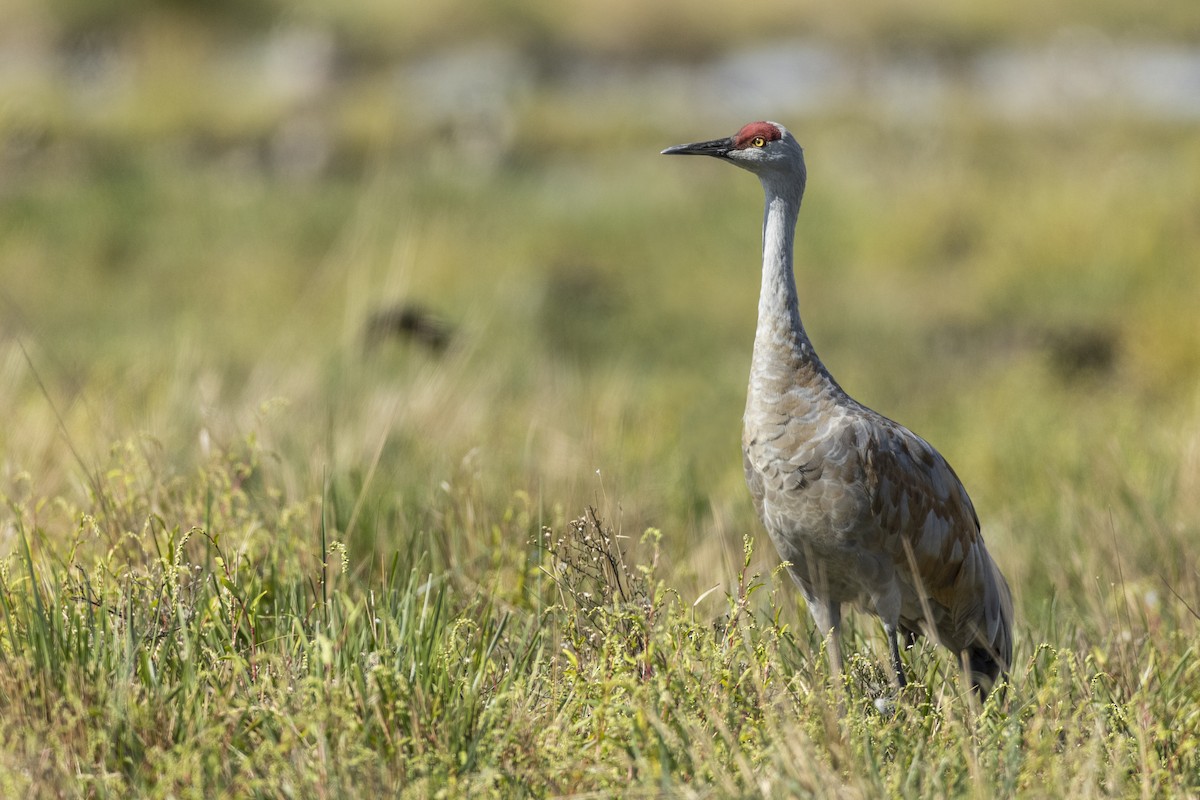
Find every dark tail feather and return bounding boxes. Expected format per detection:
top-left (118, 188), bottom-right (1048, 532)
top-left (970, 553), bottom-right (1013, 701)
top-left (968, 645), bottom-right (1006, 700)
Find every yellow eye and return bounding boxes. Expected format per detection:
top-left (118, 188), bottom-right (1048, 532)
top-left (751, 136), bottom-right (766, 147)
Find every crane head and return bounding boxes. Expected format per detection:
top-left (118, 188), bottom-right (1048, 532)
top-left (661, 121), bottom-right (805, 186)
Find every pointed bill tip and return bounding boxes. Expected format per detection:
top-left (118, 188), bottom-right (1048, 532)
top-left (660, 137), bottom-right (733, 157)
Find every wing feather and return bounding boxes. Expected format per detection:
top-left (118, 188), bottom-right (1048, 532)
top-left (863, 417), bottom-right (1009, 657)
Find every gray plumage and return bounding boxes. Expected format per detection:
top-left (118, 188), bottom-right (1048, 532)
top-left (663, 121), bottom-right (1013, 697)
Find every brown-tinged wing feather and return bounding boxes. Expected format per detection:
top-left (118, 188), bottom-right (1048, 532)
top-left (864, 416), bottom-right (1010, 657)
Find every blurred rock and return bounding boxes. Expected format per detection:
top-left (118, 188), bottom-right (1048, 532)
top-left (364, 303), bottom-right (454, 354)
top-left (1043, 324), bottom-right (1118, 381)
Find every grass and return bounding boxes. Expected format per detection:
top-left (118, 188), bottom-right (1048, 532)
top-left (2, 3), bottom-right (1200, 796)
top-left (0, 440), bottom-right (1197, 795)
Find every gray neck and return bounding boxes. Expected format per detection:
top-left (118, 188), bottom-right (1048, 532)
top-left (758, 182), bottom-right (806, 339)
top-left (750, 175), bottom-right (842, 397)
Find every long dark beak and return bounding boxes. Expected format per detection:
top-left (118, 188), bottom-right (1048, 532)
top-left (660, 137), bottom-right (733, 158)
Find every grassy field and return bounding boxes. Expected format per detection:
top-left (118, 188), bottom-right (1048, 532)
top-left (2, 2), bottom-right (1200, 797)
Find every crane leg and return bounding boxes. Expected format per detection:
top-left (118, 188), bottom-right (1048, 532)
top-left (807, 600), bottom-right (843, 684)
top-left (884, 622), bottom-right (908, 688)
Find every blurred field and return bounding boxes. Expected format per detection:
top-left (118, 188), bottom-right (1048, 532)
top-left (1, 1), bottom-right (1199, 796)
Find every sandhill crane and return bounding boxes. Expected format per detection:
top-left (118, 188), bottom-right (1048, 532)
top-left (663, 121), bottom-right (1013, 698)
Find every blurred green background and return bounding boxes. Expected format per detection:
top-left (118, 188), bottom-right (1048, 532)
top-left (2, 0), bottom-right (1199, 604)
